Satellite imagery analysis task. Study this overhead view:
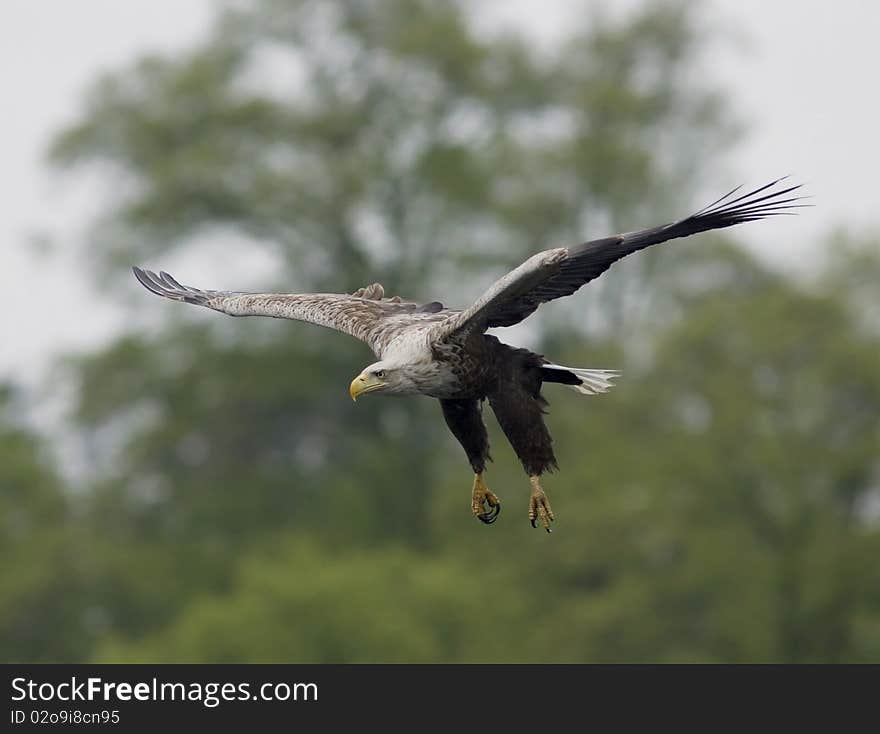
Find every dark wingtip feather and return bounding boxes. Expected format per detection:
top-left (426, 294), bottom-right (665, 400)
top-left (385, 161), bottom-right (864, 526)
top-left (132, 267), bottom-right (210, 305)
top-left (692, 178), bottom-right (808, 229)
top-left (133, 266), bottom-right (167, 297)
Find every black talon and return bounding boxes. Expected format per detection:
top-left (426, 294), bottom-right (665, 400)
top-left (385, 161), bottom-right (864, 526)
top-left (531, 518), bottom-right (537, 528)
top-left (478, 501), bottom-right (501, 525)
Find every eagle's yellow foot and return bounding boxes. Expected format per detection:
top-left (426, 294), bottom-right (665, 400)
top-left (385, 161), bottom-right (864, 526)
top-left (472, 472), bottom-right (501, 525)
top-left (529, 476), bottom-right (555, 533)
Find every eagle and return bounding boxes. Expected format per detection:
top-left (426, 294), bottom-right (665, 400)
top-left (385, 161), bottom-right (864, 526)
top-left (134, 179), bottom-right (803, 532)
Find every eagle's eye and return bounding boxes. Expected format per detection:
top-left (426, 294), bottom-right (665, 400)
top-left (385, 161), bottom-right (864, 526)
top-left (375, 370), bottom-right (386, 379)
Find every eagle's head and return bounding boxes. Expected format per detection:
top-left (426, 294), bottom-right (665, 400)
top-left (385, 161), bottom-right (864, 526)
top-left (349, 361), bottom-right (424, 400)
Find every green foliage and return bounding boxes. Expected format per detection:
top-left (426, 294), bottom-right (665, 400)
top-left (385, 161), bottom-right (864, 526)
top-left (78, 257), bottom-right (880, 662)
top-left (95, 538), bottom-right (527, 663)
top-left (0, 388), bottom-right (90, 662)
top-left (50, 0), bottom-right (731, 298)
top-left (5, 0), bottom-right (879, 662)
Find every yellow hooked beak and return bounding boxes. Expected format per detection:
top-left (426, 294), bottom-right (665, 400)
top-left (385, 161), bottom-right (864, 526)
top-left (349, 372), bottom-right (385, 401)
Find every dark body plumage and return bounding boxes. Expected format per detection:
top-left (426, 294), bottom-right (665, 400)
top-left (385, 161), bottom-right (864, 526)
top-left (440, 336), bottom-right (559, 478)
top-left (133, 179), bottom-right (805, 531)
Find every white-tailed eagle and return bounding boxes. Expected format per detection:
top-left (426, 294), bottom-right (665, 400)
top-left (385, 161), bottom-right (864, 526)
top-left (134, 179), bottom-right (804, 531)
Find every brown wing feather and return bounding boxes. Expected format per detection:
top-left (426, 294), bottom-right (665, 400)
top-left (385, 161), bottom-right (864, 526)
top-left (132, 268), bottom-right (437, 356)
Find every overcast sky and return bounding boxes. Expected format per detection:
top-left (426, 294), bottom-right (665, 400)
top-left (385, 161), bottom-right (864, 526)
top-left (2, 0), bottom-right (878, 390)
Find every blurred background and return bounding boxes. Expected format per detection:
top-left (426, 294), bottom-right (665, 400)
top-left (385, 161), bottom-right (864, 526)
top-left (2, 0), bottom-right (879, 663)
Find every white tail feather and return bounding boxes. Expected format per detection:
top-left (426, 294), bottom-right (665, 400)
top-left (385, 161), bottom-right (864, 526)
top-left (543, 364), bottom-right (620, 396)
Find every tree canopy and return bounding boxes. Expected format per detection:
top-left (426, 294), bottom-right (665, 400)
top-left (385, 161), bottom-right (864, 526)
top-left (4, 0), bottom-right (878, 663)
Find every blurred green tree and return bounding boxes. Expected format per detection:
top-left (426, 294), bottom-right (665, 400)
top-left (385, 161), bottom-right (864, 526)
top-left (0, 386), bottom-right (89, 662)
top-left (7, 0), bottom-right (875, 663)
top-left (51, 0), bottom-right (731, 300)
top-left (44, 0), bottom-right (735, 657)
top-left (534, 244), bottom-right (880, 662)
top-left (88, 244), bottom-right (880, 663)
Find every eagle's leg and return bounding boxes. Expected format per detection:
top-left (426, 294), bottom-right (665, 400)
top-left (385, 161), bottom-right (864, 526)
top-left (472, 472), bottom-right (501, 524)
top-left (528, 475), bottom-right (555, 532)
top-left (487, 368), bottom-right (558, 533)
top-left (439, 398), bottom-right (500, 525)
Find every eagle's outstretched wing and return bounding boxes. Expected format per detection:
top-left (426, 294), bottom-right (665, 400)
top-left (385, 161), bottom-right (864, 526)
top-left (436, 179), bottom-right (806, 339)
top-left (132, 267), bottom-right (444, 357)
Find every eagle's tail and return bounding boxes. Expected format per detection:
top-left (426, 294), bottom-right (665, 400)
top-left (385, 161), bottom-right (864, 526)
top-left (540, 364), bottom-right (620, 396)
